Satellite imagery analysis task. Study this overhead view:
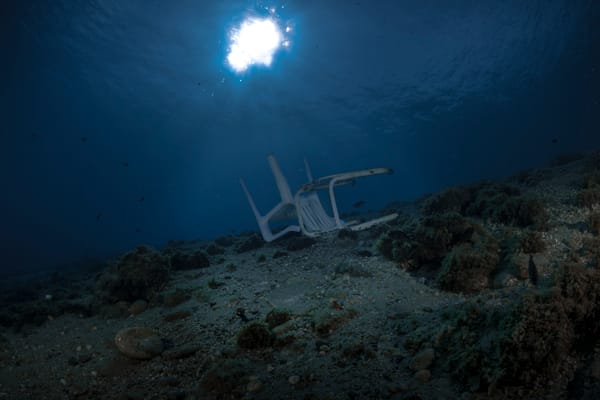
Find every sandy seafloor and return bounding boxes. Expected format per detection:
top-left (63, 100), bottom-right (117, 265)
top-left (1, 151), bottom-right (600, 400)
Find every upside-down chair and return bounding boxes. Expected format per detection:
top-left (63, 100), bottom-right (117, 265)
top-left (240, 154), bottom-right (398, 242)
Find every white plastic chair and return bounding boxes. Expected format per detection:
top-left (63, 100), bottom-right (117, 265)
top-left (240, 154), bottom-right (398, 242)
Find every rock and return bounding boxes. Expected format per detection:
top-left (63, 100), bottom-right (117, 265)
top-left (410, 348), bottom-right (435, 371)
top-left (161, 344), bottom-right (200, 360)
top-left (246, 377), bottom-right (263, 392)
top-left (128, 299), bottom-right (147, 315)
top-left (414, 369), bottom-right (431, 382)
top-left (288, 375), bottom-right (300, 385)
top-left (114, 327), bottom-right (164, 360)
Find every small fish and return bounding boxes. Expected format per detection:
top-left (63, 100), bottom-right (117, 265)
top-left (551, 138), bottom-right (558, 144)
top-left (135, 227), bottom-right (142, 233)
top-left (81, 136), bottom-right (88, 143)
top-left (352, 200), bottom-right (367, 208)
top-left (139, 196), bottom-right (145, 203)
top-left (96, 212), bottom-right (103, 223)
top-left (122, 162), bottom-right (129, 167)
top-left (528, 255), bottom-right (538, 286)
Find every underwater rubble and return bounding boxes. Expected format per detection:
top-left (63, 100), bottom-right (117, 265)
top-left (0, 151), bottom-right (600, 399)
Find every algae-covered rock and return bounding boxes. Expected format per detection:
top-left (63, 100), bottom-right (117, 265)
top-left (434, 263), bottom-right (600, 397)
top-left (97, 245), bottom-right (169, 302)
top-left (437, 234), bottom-right (499, 293)
top-left (312, 308), bottom-right (359, 336)
top-left (236, 322), bottom-right (274, 349)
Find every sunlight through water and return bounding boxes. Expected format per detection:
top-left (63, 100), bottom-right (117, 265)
top-left (226, 17), bottom-right (284, 72)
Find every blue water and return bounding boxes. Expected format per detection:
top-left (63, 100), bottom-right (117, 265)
top-left (1, 0), bottom-right (598, 274)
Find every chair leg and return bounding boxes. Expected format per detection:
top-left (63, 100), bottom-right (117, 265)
top-left (268, 154), bottom-right (294, 203)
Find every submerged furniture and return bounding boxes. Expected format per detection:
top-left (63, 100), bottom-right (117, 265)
top-left (240, 154), bottom-right (398, 242)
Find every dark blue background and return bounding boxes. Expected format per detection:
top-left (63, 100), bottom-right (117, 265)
top-left (1, 0), bottom-right (598, 274)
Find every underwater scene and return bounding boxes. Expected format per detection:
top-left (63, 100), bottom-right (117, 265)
top-left (1, 0), bottom-right (600, 399)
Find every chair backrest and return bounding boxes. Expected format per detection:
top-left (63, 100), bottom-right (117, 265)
top-left (296, 192), bottom-right (339, 235)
